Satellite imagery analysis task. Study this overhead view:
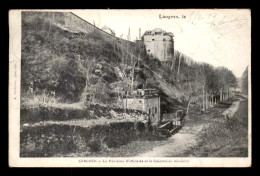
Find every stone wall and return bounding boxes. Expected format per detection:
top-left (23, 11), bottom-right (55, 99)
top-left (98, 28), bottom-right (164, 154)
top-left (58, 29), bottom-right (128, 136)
top-left (123, 98), bottom-right (145, 112)
top-left (20, 121), bottom-right (146, 157)
top-left (20, 104), bottom-right (147, 125)
top-left (143, 31), bottom-right (174, 62)
top-left (22, 11), bottom-right (132, 45)
top-left (123, 96), bottom-right (160, 124)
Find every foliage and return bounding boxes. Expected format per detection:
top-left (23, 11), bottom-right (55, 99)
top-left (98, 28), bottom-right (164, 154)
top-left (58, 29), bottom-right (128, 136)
top-left (21, 12), bottom-right (129, 104)
top-left (21, 12), bottom-right (238, 108)
top-left (158, 50), bottom-right (237, 103)
top-left (241, 67), bottom-right (248, 94)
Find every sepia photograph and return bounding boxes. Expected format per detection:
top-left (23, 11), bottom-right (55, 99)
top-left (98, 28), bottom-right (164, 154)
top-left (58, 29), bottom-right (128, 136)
top-left (9, 9), bottom-right (251, 167)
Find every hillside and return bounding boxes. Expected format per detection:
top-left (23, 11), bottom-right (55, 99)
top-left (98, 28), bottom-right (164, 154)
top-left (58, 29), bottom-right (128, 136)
top-left (21, 11), bottom-right (237, 114)
top-left (22, 12), bottom-right (139, 105)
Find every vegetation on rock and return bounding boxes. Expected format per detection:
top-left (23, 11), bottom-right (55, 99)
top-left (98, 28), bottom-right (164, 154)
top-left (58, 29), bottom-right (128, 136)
top-left (21, 12), bottom-right (238, 114)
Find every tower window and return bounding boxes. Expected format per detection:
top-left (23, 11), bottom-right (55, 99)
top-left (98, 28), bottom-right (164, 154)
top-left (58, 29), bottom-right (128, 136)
top-left (152, 39), bottom-right (154, 41)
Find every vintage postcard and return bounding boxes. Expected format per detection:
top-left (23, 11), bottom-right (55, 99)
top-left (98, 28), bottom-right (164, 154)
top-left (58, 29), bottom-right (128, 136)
top-left (9, 9), bottom-right (251, 167)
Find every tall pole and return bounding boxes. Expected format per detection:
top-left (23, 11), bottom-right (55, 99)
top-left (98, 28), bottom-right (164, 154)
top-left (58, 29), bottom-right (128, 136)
top-left (220, 88), bottom-right (223, 102)
top-left (158, 96), bottom-right (160, 123)
top-left (177, 53), bottom-right (182, 82)
top-left (203, 85), bottom-right (205, 111)
top-left (211, 93), bottom-right (213, 106)
top-left (126, 27), bottom-right (130, 66)
top-left (228, 86), bottom-right (230, 99)
top-left (209, 94), bottom-right (211, 106)
top-left (163, 39), bottom-right (166, 63)
top-left (139, 28), bottom-right (141, 40)
top-left (205, 92), bottom-right (208, 109)
top-left (128, 27), bottom-right (130, 41)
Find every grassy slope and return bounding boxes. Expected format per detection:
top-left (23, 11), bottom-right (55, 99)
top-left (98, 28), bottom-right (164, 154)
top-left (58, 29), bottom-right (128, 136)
top-left (183, 96), bottom-right (248, 157)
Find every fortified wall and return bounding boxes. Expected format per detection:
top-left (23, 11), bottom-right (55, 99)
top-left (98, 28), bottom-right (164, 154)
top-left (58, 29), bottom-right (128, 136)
top-left (142, 28), bottom-right (174, 62)
top-left (22, 11), bottom-right (133, 45)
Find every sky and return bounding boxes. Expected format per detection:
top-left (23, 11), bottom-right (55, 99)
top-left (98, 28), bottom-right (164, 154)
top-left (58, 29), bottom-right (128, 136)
top-left (72, 9), bottom-right (251, 78)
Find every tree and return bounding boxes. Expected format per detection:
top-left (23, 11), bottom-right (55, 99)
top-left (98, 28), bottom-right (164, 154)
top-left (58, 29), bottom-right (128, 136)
top-left (241, 66), bottom-right (248, 94)
top-left (215, 67), bottom-right (237, 100)
top-left (79, 54), bottom-right (101, 103)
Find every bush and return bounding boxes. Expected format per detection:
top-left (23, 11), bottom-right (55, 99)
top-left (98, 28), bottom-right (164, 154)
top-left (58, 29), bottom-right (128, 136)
top-left (20, 119), bottom-right (147, 157)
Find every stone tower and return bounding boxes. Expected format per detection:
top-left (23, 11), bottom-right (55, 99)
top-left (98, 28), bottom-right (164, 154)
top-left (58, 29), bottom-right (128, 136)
top-left (142, 28), bottom-right (174, 62)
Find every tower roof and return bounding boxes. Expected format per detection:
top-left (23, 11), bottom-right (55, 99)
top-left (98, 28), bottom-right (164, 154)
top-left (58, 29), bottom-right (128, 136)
top-left (143, 28), bottom-right (173, 37)
top-left (153, 28), bottom-right (165, 33)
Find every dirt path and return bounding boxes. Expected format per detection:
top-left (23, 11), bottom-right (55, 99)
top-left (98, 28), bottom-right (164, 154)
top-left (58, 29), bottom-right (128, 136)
top-left (139, 124), bottom-right (204, 157)
top-left (138, 95), bottom-right (245, 157)
top-left (222, 94), bottom-right (247, 119)
top-left (61, 95), bottom-right (246, 157)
